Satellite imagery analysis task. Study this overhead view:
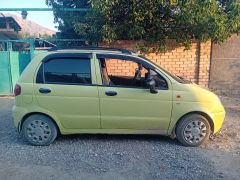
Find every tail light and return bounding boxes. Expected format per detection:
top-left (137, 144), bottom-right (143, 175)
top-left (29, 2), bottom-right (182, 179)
top-left (14, 84), bottom-right (21, 96)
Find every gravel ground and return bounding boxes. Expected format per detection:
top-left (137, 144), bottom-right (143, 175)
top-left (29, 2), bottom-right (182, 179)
top-left (0, 97), bottom-right (239, 180)
top-left (206, 96), bottom-right (240, 152)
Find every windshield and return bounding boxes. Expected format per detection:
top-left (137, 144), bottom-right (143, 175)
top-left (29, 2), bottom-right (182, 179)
top-left (138, 55), bottom-right (191, 83)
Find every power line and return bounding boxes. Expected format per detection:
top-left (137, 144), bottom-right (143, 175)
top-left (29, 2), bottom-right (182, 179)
top-left (0, 8), bottom-right (89, 12)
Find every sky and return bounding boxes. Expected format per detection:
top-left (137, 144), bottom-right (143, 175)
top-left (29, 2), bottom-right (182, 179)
top-left (0, 0), bottom-right (57, 31)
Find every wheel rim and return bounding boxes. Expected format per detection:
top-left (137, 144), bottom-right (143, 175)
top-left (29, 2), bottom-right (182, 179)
top-left (26, 119), bottom-right (51, 144)
top-left (183, 120), bottom-right (207, 144)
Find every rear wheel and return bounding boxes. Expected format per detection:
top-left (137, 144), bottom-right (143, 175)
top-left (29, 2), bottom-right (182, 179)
top-left (176, 114), bottom-right (211, 147)
top-left (21, 115), bottom-right (58, 146)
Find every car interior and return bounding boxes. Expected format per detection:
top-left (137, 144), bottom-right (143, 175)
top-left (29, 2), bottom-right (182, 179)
top-left (99, 58), bottom-right (168, 89)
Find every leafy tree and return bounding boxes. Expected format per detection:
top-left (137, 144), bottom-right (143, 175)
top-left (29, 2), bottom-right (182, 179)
top-left (46, 0), bottom-right (90, 39)
top-left (47, 0), bottom-right (240, 49)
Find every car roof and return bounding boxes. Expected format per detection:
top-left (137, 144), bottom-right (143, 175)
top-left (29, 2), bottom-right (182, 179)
top-left (31, 47), bottom-right (140, 65)
top-left (47, 46), bottom-right (137, 55)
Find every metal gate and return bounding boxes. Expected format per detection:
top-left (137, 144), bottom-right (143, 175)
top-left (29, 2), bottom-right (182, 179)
top-left (0, 40), bottom-right (34, 95)
top-left (0, 51), bottom-right (11, 94)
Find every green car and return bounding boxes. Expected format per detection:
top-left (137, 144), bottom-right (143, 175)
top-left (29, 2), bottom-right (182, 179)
top-left (12, 47), bottom-right (225, 146)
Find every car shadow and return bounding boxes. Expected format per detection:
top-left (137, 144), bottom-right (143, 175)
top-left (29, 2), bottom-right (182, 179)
top-left (0, 121), bottom-right (180, 147)
top-left (56, 133), bottom-right (180, 146)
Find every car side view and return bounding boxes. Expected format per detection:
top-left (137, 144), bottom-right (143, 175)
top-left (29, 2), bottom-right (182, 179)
top-left (12, 47), bottom-right (225, 146)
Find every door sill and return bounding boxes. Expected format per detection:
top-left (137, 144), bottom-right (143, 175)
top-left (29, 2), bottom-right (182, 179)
top-left (60, 128), bottom-right (168, 135)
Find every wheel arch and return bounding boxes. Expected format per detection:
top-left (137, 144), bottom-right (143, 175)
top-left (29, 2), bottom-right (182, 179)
top-left (172, 111), bottom-right (214, 136)
top-left (19, 112), bottom-right (61, 134)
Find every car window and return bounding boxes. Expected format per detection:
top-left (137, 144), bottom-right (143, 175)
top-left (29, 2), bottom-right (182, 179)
top-left (97, 54), bottom-right (168, 90)
top-left (38, 58), bottom-right (92, 85)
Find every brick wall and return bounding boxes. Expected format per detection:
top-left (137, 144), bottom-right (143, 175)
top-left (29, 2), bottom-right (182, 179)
top-left (101, 40), bottom-right (212, 87)
top-left (105, 60), bottom-right (140, 77)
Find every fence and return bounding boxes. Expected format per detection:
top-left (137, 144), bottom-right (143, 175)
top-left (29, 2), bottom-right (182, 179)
top-left (0, 40), bottom-right (34, 95)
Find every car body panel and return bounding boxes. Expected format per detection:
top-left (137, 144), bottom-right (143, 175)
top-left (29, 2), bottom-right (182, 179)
top-left (168, 83), bottom-right (225, 134)
top-left (33, 84), bottom-right (101, 129)
top-left (97, 86), bottom-right (173, 130)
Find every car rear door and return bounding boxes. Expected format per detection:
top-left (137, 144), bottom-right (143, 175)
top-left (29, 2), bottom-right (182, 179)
top-left (33, 53), bottom-right (101, 130)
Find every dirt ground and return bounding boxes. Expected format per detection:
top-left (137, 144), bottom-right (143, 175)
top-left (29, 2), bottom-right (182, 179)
top-left (205, 96), bottom-right (240, 152)
top-left (201, 95), bottom-right (240, 180)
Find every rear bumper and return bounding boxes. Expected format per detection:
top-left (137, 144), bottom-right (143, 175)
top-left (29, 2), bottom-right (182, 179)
top-left (211, 110), bottom-right (225, 134)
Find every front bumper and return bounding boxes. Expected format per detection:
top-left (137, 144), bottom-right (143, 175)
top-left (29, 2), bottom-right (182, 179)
top-left (211, 110), bottom-right (226, 134)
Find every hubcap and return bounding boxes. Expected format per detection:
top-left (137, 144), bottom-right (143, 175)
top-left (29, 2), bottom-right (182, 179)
top-left (26, 120), bottom-right (51, 144)
top-left (183, 120), bottom-right (207, 144)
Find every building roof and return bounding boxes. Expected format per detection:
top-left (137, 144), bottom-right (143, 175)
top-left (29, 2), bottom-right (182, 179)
top-left (0, 13), bottom-right (21, 32)
top-left (0, 13), bottom-right (21, 40)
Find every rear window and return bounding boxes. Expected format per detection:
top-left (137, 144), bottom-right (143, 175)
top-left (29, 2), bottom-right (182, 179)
top-left (36, 58), bottom-right (92, 85)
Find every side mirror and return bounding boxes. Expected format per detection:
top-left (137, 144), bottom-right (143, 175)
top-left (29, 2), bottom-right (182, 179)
top-left (146, 70), bottom-right (158, 94)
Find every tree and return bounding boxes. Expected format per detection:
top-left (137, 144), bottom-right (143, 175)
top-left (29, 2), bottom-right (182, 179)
top-left (46, 0), bottom-right (91, 39)
top-left (46, 0), bottom-right (240, 49)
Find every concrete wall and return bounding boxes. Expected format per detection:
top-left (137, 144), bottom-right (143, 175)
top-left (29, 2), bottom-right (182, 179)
top-left (210, 35), bottom-right (240, 97)
top-left (101, 40), bottom-right (212, 88)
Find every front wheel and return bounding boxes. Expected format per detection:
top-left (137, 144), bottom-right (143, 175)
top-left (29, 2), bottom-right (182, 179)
top-left (21, 115), bottom-right (58, 146)
top-left (176, 114), bottom-right (211, 147)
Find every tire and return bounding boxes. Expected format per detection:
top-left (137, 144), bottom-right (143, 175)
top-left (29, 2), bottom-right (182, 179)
top-left (21, 114), bottom-right (58, 146)
top-left (176, 114), bottom-right (211, 147)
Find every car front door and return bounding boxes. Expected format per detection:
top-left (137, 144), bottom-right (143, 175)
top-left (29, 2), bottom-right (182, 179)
top-left (34, 53), bottom-right (100, 130)
top-left (95, 54), bottom-right (173, 132)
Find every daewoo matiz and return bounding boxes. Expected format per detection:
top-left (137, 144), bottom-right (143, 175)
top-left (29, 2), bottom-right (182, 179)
top-left (12, 47), bottom-right (225, 146)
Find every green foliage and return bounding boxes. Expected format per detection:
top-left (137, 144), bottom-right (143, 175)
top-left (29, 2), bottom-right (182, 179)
top-left (46, 0), bottom-right (91, 39)
top-left (19, 32), bottom-right (55, 39)
top-left (47, 0), bottom-right (240, 49)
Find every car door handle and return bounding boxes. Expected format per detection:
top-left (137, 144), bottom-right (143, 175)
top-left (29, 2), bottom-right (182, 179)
top-left (105, 91), bottom-right (117, 96)
top-left (39, 88), bottom-right (51, 94)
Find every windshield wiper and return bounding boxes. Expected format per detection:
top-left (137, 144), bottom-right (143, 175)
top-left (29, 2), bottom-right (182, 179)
top-left (177, 76), bottom-right (192, 83)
